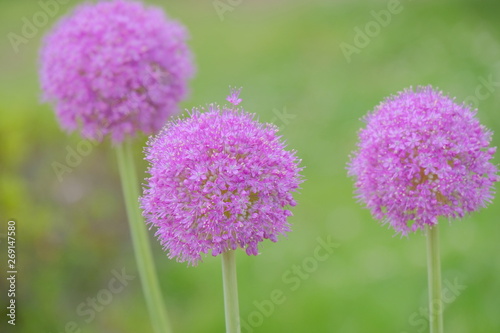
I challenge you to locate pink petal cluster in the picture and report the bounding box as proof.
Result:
[348,86,498,234]
[141,89,303,265]
[39,0,194,143]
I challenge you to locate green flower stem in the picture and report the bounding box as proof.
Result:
[116,140,172,333]
[222,250,241,333]
[426,225,443,333]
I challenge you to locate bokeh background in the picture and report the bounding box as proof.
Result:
[1,0,500,332]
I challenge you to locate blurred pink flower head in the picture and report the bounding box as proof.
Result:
[141,89,303,265]
[39,0,195,143]
[348,86,498,234]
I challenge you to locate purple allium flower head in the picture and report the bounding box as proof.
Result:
[39,0,195,143]
[348,86,498,235]
[141,89,303,265]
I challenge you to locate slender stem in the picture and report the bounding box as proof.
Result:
[116,140,172,333]
[222,250,241,333]
[426,225,443,333]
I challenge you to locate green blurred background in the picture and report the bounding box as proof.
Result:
[1,0,500,332]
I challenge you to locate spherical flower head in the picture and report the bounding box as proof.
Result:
[39,0,195,143]
[141,88,303,265]
[348,86,498,235]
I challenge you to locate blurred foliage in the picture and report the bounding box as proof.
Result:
[1,0,500,332]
